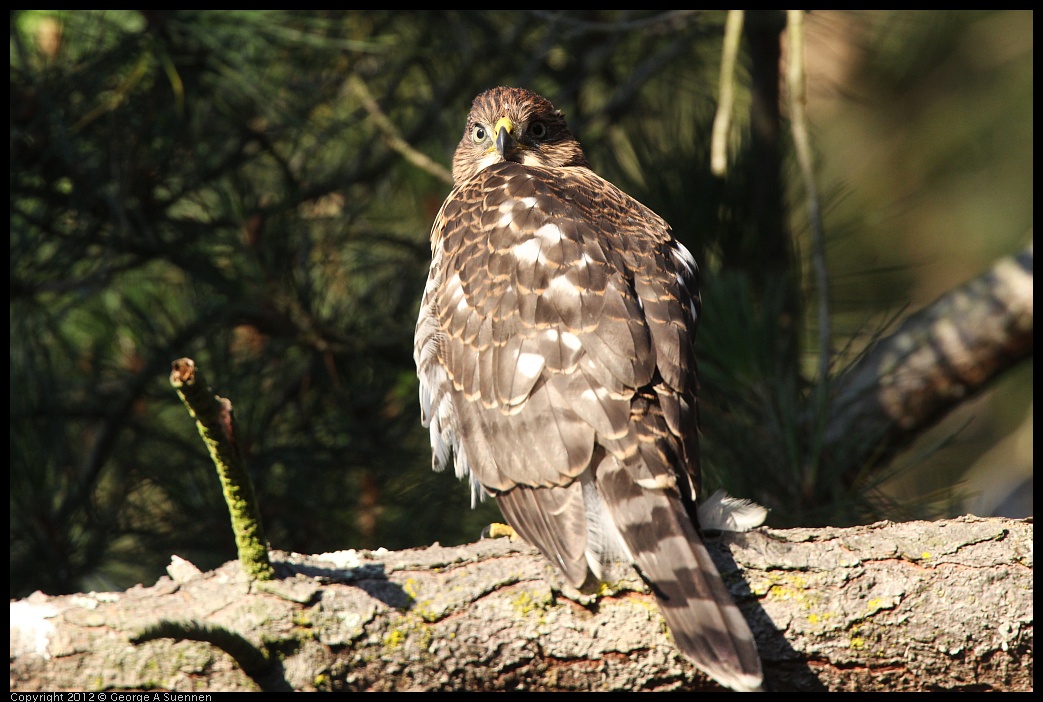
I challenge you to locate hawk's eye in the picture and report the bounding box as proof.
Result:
[471,125,487,143]
[528,121,548,139]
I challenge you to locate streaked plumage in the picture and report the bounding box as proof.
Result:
[414,86,763,691]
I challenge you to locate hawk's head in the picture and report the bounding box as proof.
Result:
[451,86,590,185]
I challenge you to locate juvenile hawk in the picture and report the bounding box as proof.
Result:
[414,86,763,691]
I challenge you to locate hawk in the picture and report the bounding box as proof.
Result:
[414,86,764,691]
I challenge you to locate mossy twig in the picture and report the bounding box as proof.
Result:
[170,358,274,581]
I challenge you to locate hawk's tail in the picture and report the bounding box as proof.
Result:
[596,459,764,692]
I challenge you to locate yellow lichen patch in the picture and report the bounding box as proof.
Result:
[402,577,421,600]
[511,589,550,617]
[382,612,435,654]
[859,595,899,619]
[807,612,833,626]
[383,627,407,649]
[766,580,813,606]
[398,577,440,622]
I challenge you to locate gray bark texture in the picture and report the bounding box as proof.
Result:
[9,516,1032,692]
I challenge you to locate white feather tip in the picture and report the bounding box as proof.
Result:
[698,489,768,532]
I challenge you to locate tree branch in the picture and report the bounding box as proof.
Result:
[10,517,1032,692]
[346,74,454,186]
[826,244,1033,476]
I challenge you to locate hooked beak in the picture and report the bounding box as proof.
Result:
[494,116,517,158]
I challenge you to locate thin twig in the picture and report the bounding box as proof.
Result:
[347,74,454,186]
[711,10,745,177]
[785,10,830,386]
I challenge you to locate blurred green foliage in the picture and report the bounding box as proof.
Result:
[10,11,1031,598]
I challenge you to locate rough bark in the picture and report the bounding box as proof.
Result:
[10,516,1032,692]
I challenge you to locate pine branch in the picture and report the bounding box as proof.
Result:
[825,244,1033,478]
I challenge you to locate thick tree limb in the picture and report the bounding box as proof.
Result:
[826,244,1033,475]
[10,517,1032,692]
